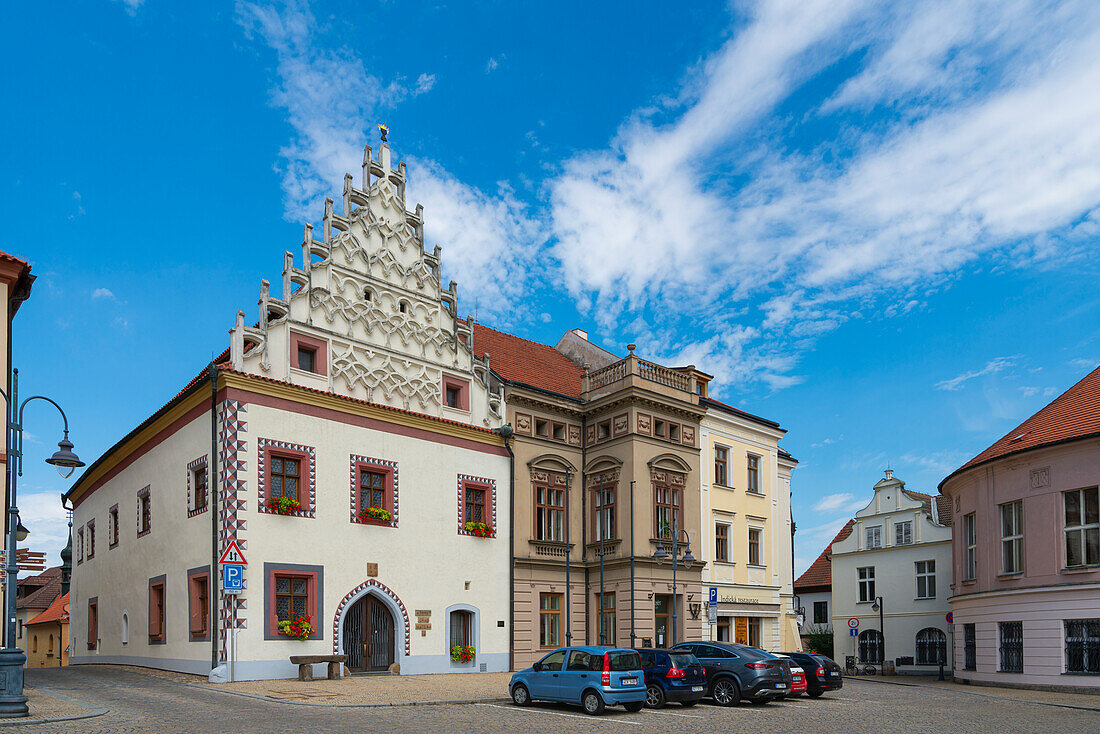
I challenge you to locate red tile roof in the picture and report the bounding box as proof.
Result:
[899,489,953,526]
[26,592,68,627]
[941,363,1100,489]
[794,520,855,593]
[471,322,584,399]
[17,567,62,611]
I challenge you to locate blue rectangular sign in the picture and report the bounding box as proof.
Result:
[709,586,718,605]
[850,628,859,637]
[223,564,244,592]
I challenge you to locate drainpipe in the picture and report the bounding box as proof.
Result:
[210,363,220,671]
[500,426,515,672]
[564,466,571,645]
[629,479,635,646]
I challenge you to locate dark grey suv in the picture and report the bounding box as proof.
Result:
[671,642,793,705]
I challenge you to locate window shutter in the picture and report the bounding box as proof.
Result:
[189,578,202,633]
[150,586,161,636]
[88,603,97,645]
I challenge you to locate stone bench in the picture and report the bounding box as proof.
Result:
[289,654,348,681]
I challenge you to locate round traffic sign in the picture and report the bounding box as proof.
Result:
[848,618,860,629]
[946,612,953,624]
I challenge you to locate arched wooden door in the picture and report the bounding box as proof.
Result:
[343,595,395,672]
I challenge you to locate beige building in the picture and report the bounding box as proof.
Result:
[699,398,800,651]
[472,328,706,669]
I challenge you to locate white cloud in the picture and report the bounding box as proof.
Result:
[549,0,1100,390]
[91,288,116,301]
[415,73,436,94]
[114,0,144,16]
[813,492,860,512]
[935,355,1020,391]
[486,56,501,73]
[236,2,540,322]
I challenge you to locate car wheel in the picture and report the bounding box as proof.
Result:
[808,690,824,699]
[511,684,531,706]
[711,678,741,706]
[582,690,606,716]
[645,684,666,709]
[680,700,699,708]
[623,701,644,713]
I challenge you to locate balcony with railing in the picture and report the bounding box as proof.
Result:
[583,345,698,400]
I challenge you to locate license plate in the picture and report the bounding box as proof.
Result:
[622,678,638,686]
[691,686,704,692]
[830,672,840,676]
[775,683,787,689]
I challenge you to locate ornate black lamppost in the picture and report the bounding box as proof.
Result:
[0,369,83,717]
[652,515,695,647]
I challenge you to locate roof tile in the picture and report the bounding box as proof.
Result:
[943,363,1100,487]
[26,592,68,627]
[471,322,584,399]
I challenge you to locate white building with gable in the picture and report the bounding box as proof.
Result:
[65,137,512,681]
[830,471,953,674]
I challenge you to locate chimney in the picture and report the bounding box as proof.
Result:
[571,328,588,341]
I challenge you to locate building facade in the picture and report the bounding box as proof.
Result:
[25,593,69,668]
[67,140,512,680]
[699,398,799,651]
[474,328,708,670]
[941,364,1100,692]
[794,520,854,653]
[831,471,953,674]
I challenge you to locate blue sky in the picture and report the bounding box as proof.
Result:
[3,0,1098,575]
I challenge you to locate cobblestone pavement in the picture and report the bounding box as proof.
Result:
[21,666,1100,733]
[210,670,513,703]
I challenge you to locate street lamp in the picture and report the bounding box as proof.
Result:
[652,514,694,648]
[0,368,83,717]
[870,595,885,666]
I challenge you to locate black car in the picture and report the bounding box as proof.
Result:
[636,648,707,708]
[779,652,843,697]
[671,642,793,705]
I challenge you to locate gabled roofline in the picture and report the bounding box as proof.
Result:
[701,396,783,432]
[938,432,1100,491]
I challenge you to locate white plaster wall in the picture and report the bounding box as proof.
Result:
[69,409,213,675]
[226,402,511,680]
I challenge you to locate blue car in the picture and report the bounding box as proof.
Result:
[510,646,646,715]
[637,648,707,708]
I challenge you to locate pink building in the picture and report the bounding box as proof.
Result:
[940,365,1100,692]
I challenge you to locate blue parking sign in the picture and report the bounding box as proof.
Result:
[709,587,718,606]
[223,564,244,593]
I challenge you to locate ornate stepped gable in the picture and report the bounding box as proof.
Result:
[229,139,502,427]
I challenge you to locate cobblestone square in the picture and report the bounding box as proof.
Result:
[19,666,1098,733]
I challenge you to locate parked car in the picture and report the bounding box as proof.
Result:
[671,642,793,705]
[510,646,647,715]
[778,652,844,697]
[767,655,806,699]
[636,648,706,708]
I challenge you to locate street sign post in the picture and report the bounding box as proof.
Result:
[218,540,247,566]
[850,628,858,637]
[708,587,718,625]
[945,612,953,624]
[848,617,860,629]
[223,565,244,594]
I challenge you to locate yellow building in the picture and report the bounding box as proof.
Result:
[699,397,800,651]
[25,592,69,668]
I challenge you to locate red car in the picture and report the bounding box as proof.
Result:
[789,664,807,695]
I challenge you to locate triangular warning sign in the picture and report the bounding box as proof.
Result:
[218,540,247,566]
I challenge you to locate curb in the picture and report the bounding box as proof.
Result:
[0,689,108,727]
[850,676,1100,713]
[187,683,511,708]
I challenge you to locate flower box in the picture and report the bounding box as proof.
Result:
[451,645,475,664]
[357,507,392,524]
[464,521,493,538]
[278,613,315,641]
[267,496,302,515]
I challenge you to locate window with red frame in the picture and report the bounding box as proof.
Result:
[360,470,385,512]
[275,575,309,622]
[149,579,166,642]
[269,455,301,503]
[465,486,486,523]
[189,572,210,639]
